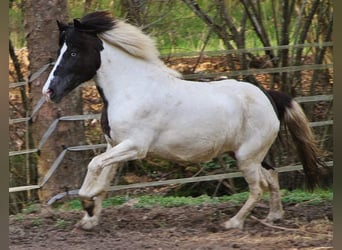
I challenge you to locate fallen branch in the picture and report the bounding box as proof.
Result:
[250,215,299,232]
[250,215,332,238]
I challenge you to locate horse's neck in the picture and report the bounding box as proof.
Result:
[94,42,181,95]
[96,44,142,83]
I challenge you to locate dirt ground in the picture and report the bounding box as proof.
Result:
[9,200,332,250]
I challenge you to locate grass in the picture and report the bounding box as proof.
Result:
[52,188,332,212]
[280,189,333,205]
[54,219,71,229]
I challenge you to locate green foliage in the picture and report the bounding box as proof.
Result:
[215,192,250,205]
[9,0,25,48]
[102,196,128,208]
[14,214,24,221]
[134,194,214,208]
[9,154,25,164]
[32,218,42,227]
[10,189,332,216]
[51,189,332,212]
[8,1,279,51]
[54,218,71,229]
[21,203,40,214]
[201,153,236,171]
[281,189,333,205]
[132,189,332,208]
[54,199,83,211]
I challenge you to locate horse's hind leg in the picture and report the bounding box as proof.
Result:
[222,159,267,230]
[261,167,284,222]
[222,158,284,230]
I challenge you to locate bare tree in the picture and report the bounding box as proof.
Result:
[182,0,332,94]
[120,0,148,26]
[24,0,89,203]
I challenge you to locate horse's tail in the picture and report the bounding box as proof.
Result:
[266,90,326,190]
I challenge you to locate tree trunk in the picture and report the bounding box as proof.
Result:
[24,0,88,203]
[279,0,295,94]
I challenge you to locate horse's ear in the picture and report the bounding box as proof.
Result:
[57,20,68,31]
[73,18,82,29]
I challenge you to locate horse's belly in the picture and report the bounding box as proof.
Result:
[150,146,221,163]
[149,131,235,163]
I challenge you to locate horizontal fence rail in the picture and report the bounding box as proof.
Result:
[183,63,333,80]
[163,42,333,59]
[9,42,334,202]
[46,161,333,205]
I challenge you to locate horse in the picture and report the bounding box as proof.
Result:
[42,11,325,230]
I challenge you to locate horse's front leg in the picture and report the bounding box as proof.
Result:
[76,162,120,230]
[77,140,147,230]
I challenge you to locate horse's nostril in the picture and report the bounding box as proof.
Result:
[47,88,54,96]
[44,88,56,102]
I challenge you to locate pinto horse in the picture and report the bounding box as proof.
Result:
[42,11,324,230]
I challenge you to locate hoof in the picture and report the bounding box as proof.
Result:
[75,214,99,231]
[221,218,244,230]
[265,210,284,222]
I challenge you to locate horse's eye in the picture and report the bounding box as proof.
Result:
[71,52,77,57]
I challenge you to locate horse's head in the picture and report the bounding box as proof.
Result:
[42,11,114,103]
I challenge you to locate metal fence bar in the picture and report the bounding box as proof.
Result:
[9,143,108,193]
[294,95,333,103]
[108,161,334,191]
[183,63,333,80]
[8,81,26,88]
[37,113,101,150]
[37,143,107,187]
[310,120,333,127]
[9,62,54,89]
[9,185,41,193]
[162,42,333,59]
[45,160,333,205]
[39,150,67,187]
[9,148,39,157]
[9,96,45,125]
[9,144,107,193]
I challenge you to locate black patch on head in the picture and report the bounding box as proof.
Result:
[96,86,111,138]
[265,90,293,121]
[47,11,115,103]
